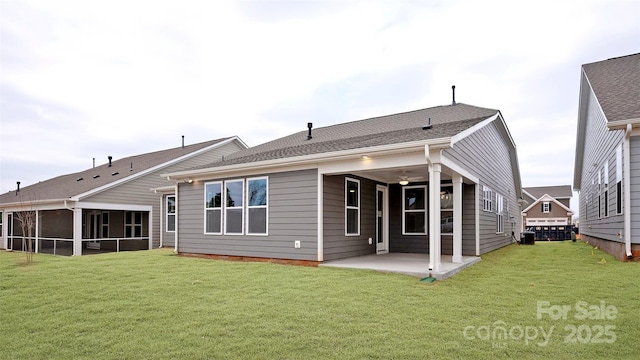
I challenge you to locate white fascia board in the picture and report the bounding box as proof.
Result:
[165,138,452,181]
[0,198,69,211]
[522,189,536,200]
[151,186,175,194]
[607,118,640,131]
[70,137,242,201]
[74,202,152,211]
[521,194,573,214]
[451,113,501,146]
[440,154,480,184]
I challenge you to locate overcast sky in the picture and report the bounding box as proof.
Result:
[1,0,639,213]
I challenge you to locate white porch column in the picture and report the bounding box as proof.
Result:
[452,175,463,263]
[73,208,83,256]
[428,163,442,272]
[35,210,40,254]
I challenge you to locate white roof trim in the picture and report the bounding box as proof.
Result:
[521,193,573,214]
[163,137,452,181]
[70,137,244,201]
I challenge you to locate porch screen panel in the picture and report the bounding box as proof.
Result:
[403,186,426,235]
[205,182,222,234]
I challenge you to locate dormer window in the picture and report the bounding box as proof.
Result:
[542,202,550,213]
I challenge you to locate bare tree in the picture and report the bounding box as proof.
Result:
[15,209,37,264]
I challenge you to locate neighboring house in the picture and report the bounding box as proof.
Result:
[573,53,640,261]
[521,185,574,240]
[164,102,523,272]
[0,137,247,256]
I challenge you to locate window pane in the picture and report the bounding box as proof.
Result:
[441,213,453,233]
[206,209,221,233]
[405,212,425,233]
[346,180,358,207]
[135,212,142,224]
[248,208,267,234]
[205,183,222,208]
[134,226,141,237]
[346,208,359,234]
[226,209,243,233]
[248,179,267,206]
[167,214,176,232]
[167,196,176,214]
[126,227,132,238]
[405,188,425,210]
[226,181,244,207]
[102,212,109,224]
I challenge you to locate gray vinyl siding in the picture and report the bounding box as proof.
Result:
[323,175,377,261]
[462,183,477,255]
[444,120,519,254]
[578,87,625,242]
[83,142,243,248]
[630,136,640,243]
[177,169,318,261]
[388,183,428,254]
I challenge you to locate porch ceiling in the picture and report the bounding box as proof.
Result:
[351,165,454,185]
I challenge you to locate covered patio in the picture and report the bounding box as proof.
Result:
[320,253,481,280]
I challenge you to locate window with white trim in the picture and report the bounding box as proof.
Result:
[496,193,504,233]
[345,178,360,236]
[542,202,550,213]
[604,162,609,217]
[247,177,268,235]
[225,180,244,235]
[616,144,623,215]
[205,182,222,234]
[403,185,426,235]
[1,211,4,238]
[441,186,453,234]
[482,186,493,212]
[166,195,176,232]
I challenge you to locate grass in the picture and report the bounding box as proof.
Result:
[1,241,639,359]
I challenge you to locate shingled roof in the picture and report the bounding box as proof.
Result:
[0,137,232,204]
[194,103,498,169]
[582,53,640,122]
[523,185,573,200]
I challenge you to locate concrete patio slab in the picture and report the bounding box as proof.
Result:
[320,253,481,280]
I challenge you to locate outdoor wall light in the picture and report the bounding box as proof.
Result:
[361,155,370,160]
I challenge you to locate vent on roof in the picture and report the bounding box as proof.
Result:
[182,135,185,149]
[77,177,84,182]
[307,122,313,140]
[451,85,456,106]
[423,117,432,130]
[130,162,133,171]
[16,181,20,196]
[112,172,119,176]
[108,156,113,167]
[93,175,100,179]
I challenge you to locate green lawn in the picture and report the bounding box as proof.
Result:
[1,241,638,359]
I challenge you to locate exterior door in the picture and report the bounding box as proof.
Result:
[376,185,388,253]
[86,212,101,249]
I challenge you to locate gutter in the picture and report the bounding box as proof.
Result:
[624,124,632,258]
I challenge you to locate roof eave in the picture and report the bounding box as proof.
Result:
[163,137,453,181]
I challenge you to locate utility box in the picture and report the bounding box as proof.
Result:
[521,231,535,245]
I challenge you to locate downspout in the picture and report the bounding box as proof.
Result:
[174,183,179,253]
[624,124,632,258]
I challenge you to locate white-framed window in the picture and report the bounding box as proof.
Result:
[496,193,504,233]
[604,162,609,217]
[205,182,223,234]
[125,211,143,238]
[482,186,493,212]
[542,202,550,213]
[166,195,176,232]
[247,177,268,235]
[403,185,427,235]
[345,178,360,236]
[616,144,623,215]
[1,211,4,237]
[225,179,245,235]
[441,186,453,234]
